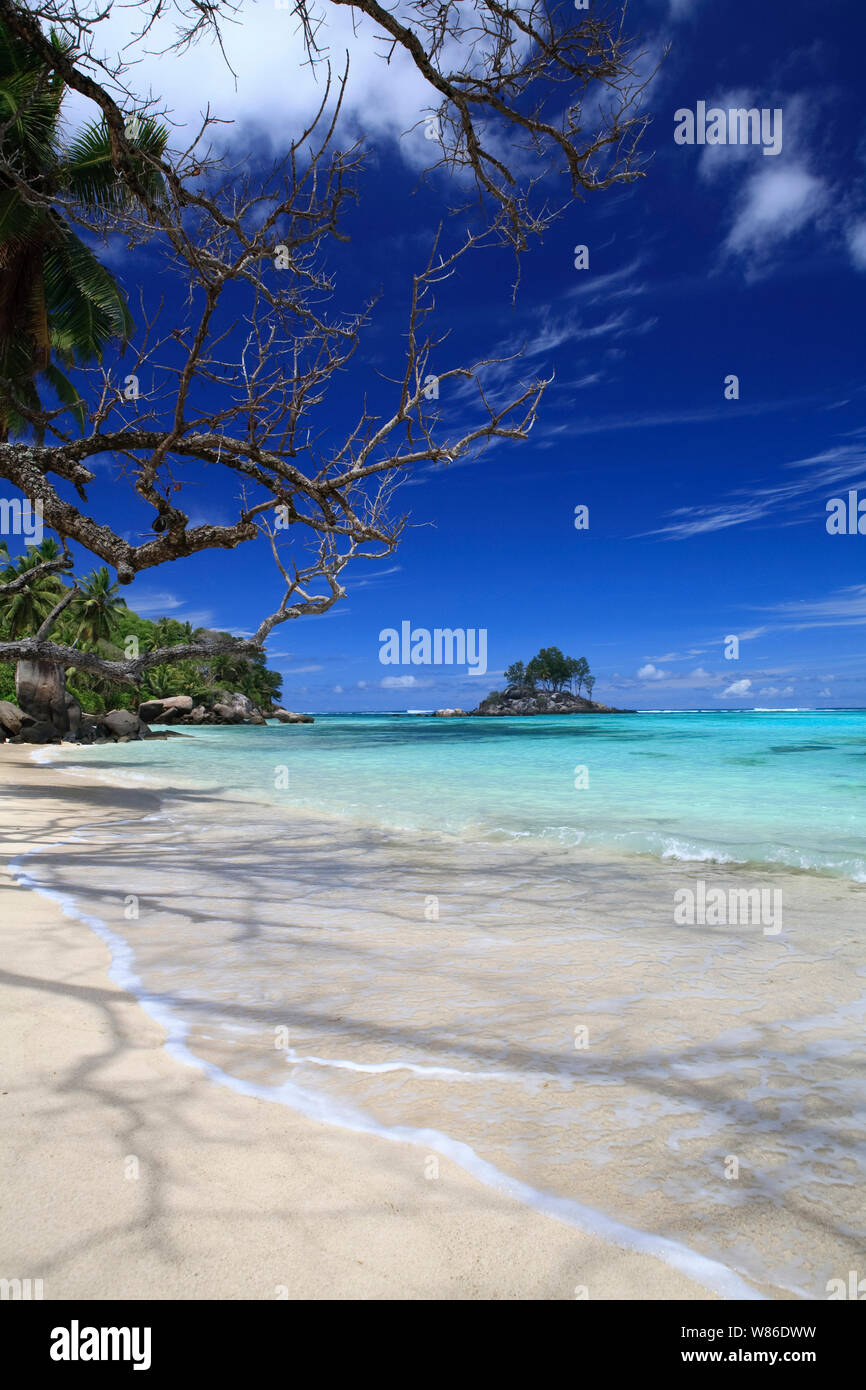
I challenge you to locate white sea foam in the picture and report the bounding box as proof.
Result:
[17,712,866,1297]
[284,1048,512,1081]
[9,836,765,1301]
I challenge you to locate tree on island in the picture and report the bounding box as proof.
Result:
[503,660,527,687]
[0,0,653,728]
[503,647,595,696]
[569,656,590,695]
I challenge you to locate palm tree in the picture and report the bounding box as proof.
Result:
[0,19,167,438]
[0,537,64,637]
[209,650,249,689]
[68,566,126,648]
[143,616,177,652]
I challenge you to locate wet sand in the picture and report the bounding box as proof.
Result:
[0,744,725,1301]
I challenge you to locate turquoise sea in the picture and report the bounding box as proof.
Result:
[23,709,866,1299]
[69,708,866,879]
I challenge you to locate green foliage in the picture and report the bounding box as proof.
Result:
[569,655,590,694]
[501,646,595,697]
[0,538,64,637]
[0,544,283,714]
[0,18,166,438]
[0,659,15,702]
[68,566,126,647]
[63,115,168,212]
[525,646,572,691]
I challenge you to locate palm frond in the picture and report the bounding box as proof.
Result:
[0,187,44,253]
[64,115,168,210]
[43,223,133,359]
[41,359,86,433]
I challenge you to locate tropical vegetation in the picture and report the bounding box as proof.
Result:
[0,541,282,713]
[0,16,166,437]
[504,648,595,696]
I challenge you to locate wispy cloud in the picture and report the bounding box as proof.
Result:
[622,664,725,693]
[846,221,866,271]
[351,565,403,588]
[645,630,768,663]
[565,259,648,304]
[550,393,810,441]
[693,88,865,276]
[126,589,184,615]
[759,585,866,630]
[642,443,866,540]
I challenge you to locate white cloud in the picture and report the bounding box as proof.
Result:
[846,221,866,272]
[121,589,215,630]
[127,589,184,614]
[353,566,403,588]
[691,91,847,274]
[697,91,771,181]
[566,259,647,303]
[637,663,668,680]
[645,442,866,540]
[382,674,421,688]
[723,678,753,697]
[333,685,343,693]
[177,610,217,630]
[560,395,798,441]
[761,585,866,629]
[725,167,825,257]
[61,3,471,169]
[612,666,727,695]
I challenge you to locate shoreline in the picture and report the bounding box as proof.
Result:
[33,727,866,886]
[0,743,738,1300]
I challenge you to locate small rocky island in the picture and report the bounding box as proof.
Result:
[470,684,634,716]
[468,648,634,716]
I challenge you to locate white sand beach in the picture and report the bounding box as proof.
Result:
[0,744,726,1301]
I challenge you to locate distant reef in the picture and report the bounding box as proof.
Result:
[470,684,635,716]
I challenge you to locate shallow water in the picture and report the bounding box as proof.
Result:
[50,710,866,878]
[23,711,866,1298]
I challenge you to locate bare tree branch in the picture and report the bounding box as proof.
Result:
[0,0,654,689]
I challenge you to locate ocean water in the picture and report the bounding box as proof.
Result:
[54,709,866,877]
[21,710,866,1298]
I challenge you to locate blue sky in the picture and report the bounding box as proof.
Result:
[24,0,866,710]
